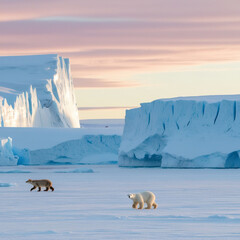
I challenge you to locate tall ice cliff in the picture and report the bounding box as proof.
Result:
[119,95,240,168]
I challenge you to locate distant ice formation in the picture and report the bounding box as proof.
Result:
[0,54,79,127]
[0,134,120,166]
[0,127,122,166]
[19,135,121,165]
[119,95,240,168]
[0,137,18,165]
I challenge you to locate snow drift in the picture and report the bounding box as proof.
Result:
[0,54,79,127]
[119,95,240,168]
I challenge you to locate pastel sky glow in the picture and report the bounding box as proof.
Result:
[1,0,240,119]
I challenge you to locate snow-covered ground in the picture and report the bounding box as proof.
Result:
[1,165,240,239]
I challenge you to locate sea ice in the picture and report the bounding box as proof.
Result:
[0,182,16,187]
[0,165,240,239]
[54,168,94,173]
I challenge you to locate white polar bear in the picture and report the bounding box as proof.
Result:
[128,191,158,209]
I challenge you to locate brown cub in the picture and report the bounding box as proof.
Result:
[26,179,54,192]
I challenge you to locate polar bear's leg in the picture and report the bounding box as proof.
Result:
[132,202,138,209]
[152,202,158,209]
[138,202,144,209]
[145,203,152,209]
[30,186,36,191]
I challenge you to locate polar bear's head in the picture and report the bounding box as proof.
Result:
[26,179,32,183]
[128,193,136,199]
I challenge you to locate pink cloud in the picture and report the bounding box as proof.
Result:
[0,0,240,88]
[1,20,240,48]
[1,0,240,22]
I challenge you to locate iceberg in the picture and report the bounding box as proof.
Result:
[0,137,18,166]
[119,95,240,168]
[0,54,79,127]
[28,135,121,165]
[0,127,122,166]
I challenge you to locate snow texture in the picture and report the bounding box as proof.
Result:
[119,95,240,168]
[0,54,79,127]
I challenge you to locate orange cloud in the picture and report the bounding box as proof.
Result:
[73,78,140,88]
[78,106,136,110]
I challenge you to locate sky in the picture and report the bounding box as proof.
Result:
[1,0,240,119]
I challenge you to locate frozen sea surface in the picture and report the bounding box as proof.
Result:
[1,165,240,239]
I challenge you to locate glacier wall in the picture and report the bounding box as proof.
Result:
[0,54,79,127]
[119,95,240,168]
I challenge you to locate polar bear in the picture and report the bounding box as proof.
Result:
[26,179,54,192]
[128,191,158,209]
